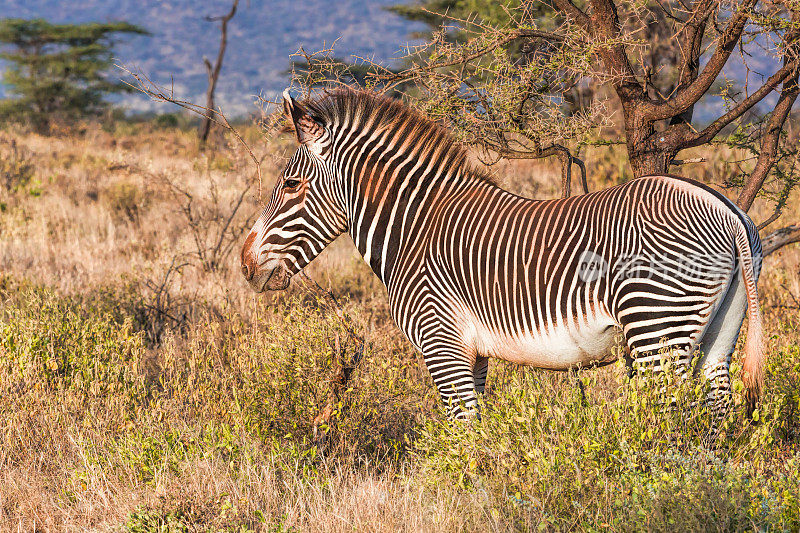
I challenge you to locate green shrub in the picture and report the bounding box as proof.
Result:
[0,281,148,419]
[410,356,800,531]
[193,153,235,173]
[154,113,180,129]
[126,507,192,533]
[1,277,797,531]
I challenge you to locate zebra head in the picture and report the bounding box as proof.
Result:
[240,90,348,292]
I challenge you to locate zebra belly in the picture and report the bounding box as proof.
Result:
[459,309,619,369]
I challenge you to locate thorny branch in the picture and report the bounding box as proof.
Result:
[339,14,599,196]
[370,27,571,88]
[117,63,266,203]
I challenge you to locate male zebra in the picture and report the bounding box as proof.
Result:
[241,89,764,420]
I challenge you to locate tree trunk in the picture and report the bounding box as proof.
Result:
[623,105,686,178]
[199,0,238,145]
[627,141,673,177]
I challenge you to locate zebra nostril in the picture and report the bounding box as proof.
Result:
[241,263,252,280]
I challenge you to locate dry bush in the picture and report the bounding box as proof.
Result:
[0,135,39,217]
[101,180,150,224]
[0,277,798,531]
[0,137,36,194]
[160,164,254,273]
[135,256,194,345]
[0,122,798,531]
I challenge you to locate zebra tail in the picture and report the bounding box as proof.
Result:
[735,220,764,418]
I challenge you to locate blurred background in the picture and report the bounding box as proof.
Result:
[0,0,424,116]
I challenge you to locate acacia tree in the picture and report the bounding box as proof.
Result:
[0,18,148,132]
[559,0,800,252]
[296,0,800,253]
[548,1,799,205]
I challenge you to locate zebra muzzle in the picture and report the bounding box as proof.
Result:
[248,260,291,292]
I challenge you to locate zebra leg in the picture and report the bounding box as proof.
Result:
[623,327,698,418]
[696,270,748,437]
[701,357,733,440]
[423,346,480,420]
[474,355,489,395]
[619,291,708,401]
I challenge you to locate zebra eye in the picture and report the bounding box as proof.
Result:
[284,178,301,190]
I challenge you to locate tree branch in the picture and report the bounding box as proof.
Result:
[572,155,589,195]
[118,63,264,202]
[762,224,800,256]
[483,143,589,197]
[737,9,800,211]
[373,27,568,86]
[586,0,640,94]
[552,0,592,31]
[542,144,589,197]
[669,0,715,125]
[681,61,796,148]
[736,73,800,211]
[642,0,757,121]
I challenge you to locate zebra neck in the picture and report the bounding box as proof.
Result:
[346,159,487,288]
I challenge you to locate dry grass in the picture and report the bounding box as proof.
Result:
[0,122,798,532]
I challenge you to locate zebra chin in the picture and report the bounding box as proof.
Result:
[247,261,292,293]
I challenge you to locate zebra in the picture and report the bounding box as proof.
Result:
[240,88,764,421]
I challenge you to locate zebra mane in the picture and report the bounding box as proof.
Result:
[303,89,494,184]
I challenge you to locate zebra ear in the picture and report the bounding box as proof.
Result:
[282,89,324,146]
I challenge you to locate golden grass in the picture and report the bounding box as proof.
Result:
[0,123,798,531]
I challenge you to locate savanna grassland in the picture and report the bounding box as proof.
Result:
[0,121,799,532]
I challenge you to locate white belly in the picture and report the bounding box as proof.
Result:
[458,307,620,369]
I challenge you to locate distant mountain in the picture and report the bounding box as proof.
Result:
[0,0,425,116]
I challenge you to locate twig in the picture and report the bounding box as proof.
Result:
[116,63,265,203]
[671,157,706,164]
[296,271,365,443]
[779,283,800,309]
